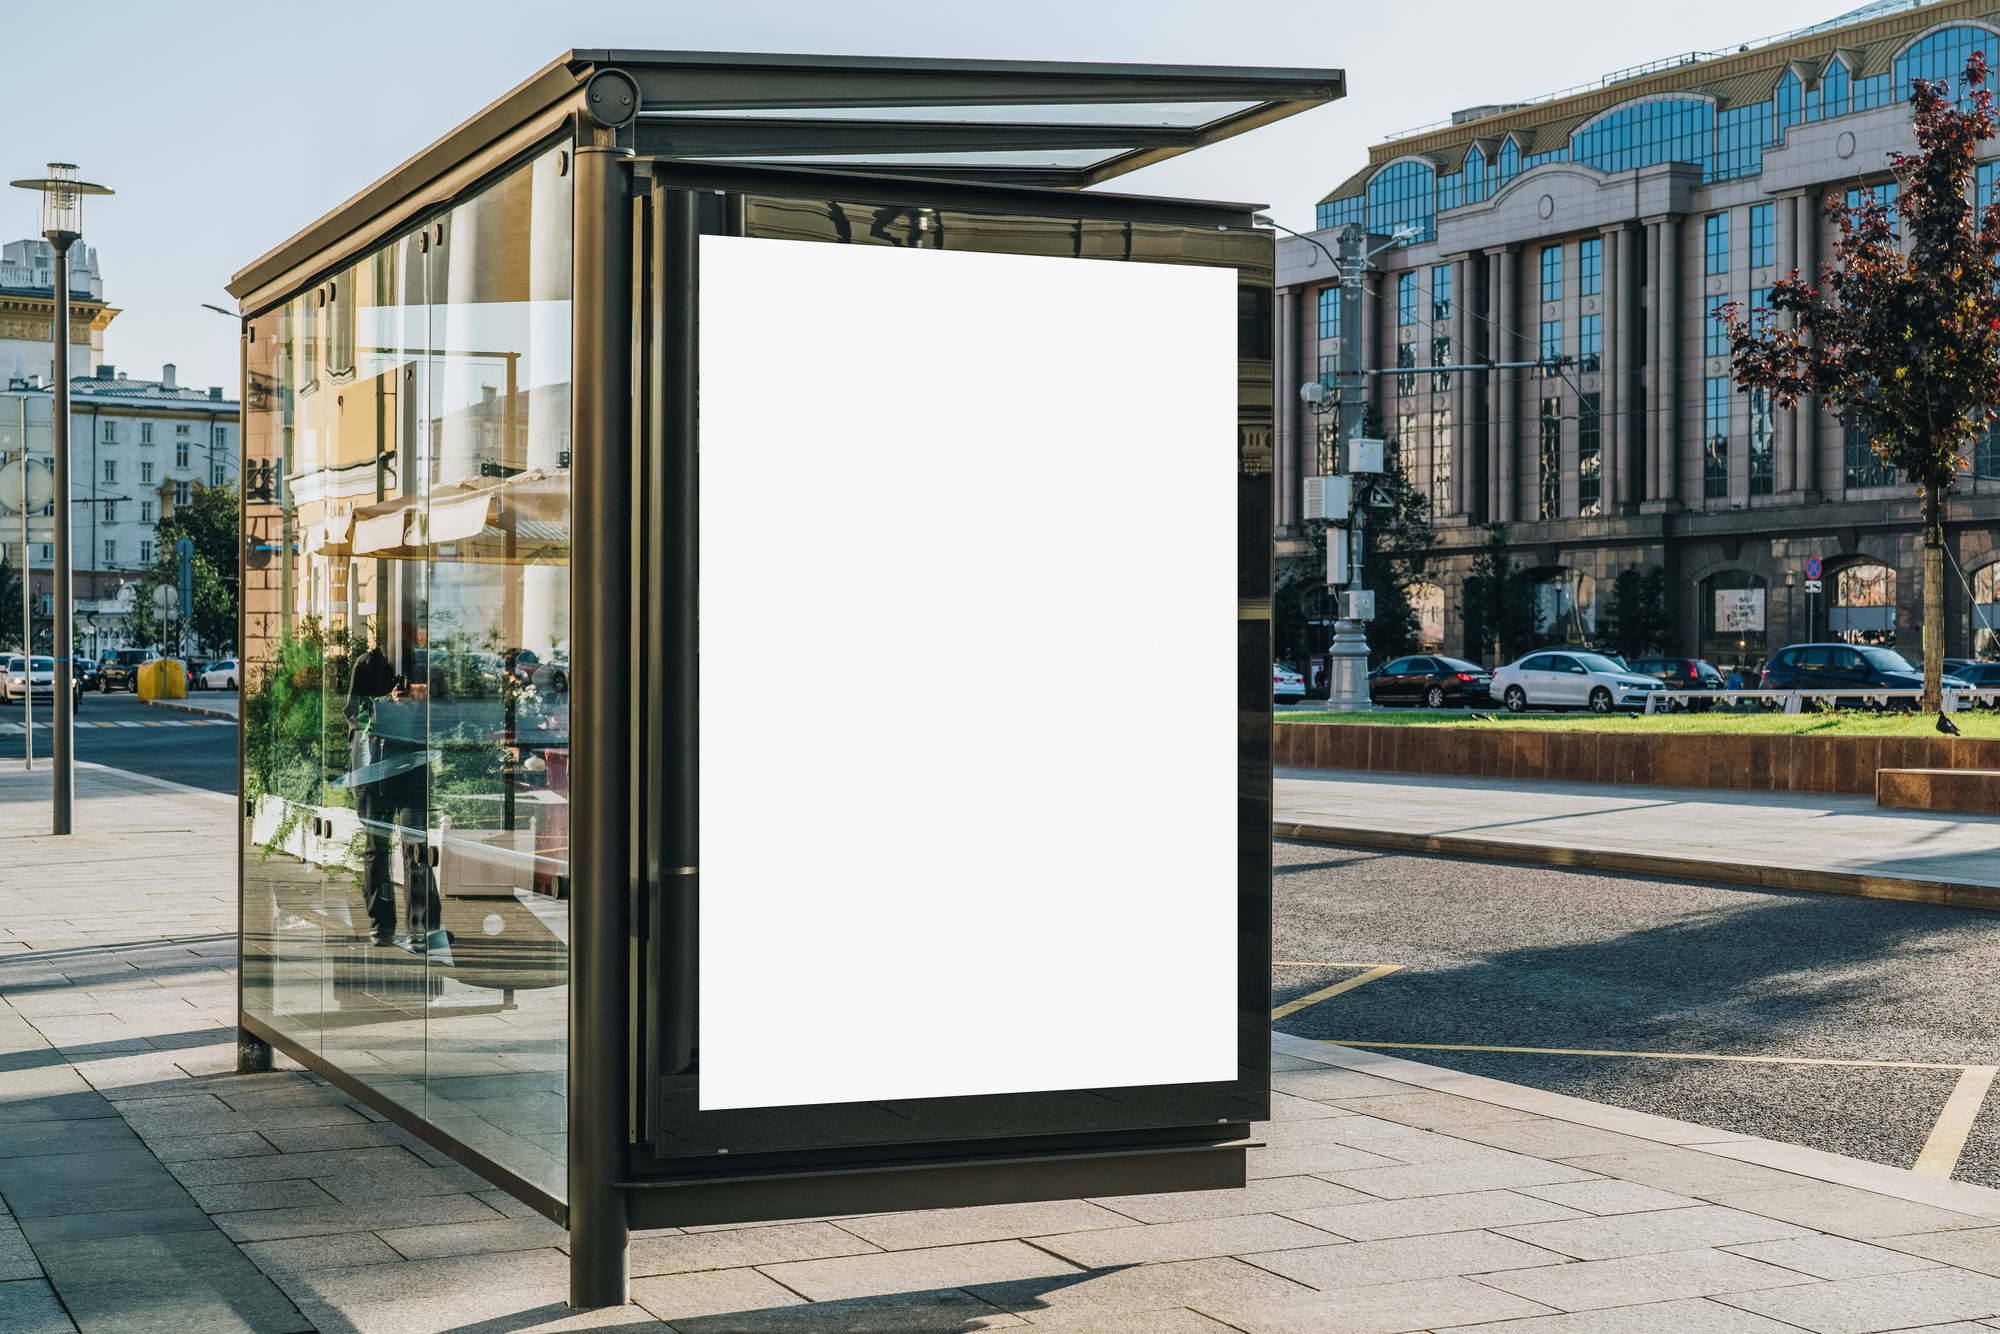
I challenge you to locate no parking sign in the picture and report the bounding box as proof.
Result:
[1806,557,1823,579]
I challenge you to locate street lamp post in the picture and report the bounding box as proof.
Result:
[12,164,113,835]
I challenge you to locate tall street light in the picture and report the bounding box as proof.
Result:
[11,164,112,835]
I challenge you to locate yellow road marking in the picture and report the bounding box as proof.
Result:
[1271,965,1402,1020]
[1322,1039,1997,1178]
[1915,1066,1999,1178]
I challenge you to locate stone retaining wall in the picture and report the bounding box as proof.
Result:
[1273,721,2000,795]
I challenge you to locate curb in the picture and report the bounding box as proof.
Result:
[143,698,238,721]
[1275,1031,2000,1222]
[1273,819,2000,913]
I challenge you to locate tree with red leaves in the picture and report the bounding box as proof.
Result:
[1722,52,2000,712]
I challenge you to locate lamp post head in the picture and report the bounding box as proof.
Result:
[9,163,113,252]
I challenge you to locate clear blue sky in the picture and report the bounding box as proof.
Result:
[0,0,1837,394]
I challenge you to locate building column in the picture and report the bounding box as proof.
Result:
[1274,286,1299,533]
[1618,221,1644,512]
[1646,215,1682,507]
[1641,221,1661,503]
[1796,192,1823,499]
[1488,245,1518,521]
[1598,224,1622,513]
[1472,251,1492,523]
[1448,252,1472,522]
[1773,195,1797,496]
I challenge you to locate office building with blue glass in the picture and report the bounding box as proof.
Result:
[1274,0,2000,671]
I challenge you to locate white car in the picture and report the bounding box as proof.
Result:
[1274,663,1305,701]
[1,655,56,704]
[199,659,240,691]
[1491,650,1665,714]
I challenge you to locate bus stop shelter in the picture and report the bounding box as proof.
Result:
[227,48,1339,1306]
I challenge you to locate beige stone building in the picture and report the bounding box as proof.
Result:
[1276,0,2000,672]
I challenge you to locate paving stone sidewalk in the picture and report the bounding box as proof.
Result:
[1277,767,2000,888]
[13,764,2000,1331]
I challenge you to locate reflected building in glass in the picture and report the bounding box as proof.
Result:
[230,50,1337,1304]
[241,146,573,1200]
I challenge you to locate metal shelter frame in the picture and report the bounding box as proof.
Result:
[230,49,1341,1307]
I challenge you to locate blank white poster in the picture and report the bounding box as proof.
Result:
[698,234,1239,1110]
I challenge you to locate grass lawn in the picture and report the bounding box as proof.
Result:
[1276,707,2000,736]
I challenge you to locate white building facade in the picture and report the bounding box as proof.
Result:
[1,367,240,656]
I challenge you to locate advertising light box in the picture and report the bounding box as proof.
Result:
[696,235,1240,1111]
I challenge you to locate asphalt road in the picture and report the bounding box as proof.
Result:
[1273,839,2000,1189]
[0,693,238,793]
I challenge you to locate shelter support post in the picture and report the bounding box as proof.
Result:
[569,127,636,1309]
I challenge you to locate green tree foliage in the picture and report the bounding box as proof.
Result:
[1724,54,2000,709]
[130,483,238,656]
[1602,566,1674,659]
[1272,403,1438,671]
[1459,524,1537,664]
[1363,455,1438,662]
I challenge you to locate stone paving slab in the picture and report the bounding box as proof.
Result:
[17,764,2000,1330]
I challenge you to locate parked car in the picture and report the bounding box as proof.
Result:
[1490,651,1666,714]
[1,655,55,705]
[1759,643,1971,701]
[1630,656,1726,710]
[1367,655,1493,709]
[198,659,240,691]
[532,655,569,694]
[98,648,157,693]
[1273,663,1305,701]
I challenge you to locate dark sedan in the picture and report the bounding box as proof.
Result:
[1631,656,1725,710]
[1760,642,1971,701]
[1368,655,1492,709]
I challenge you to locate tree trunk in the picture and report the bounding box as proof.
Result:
[1923,479,1945,713]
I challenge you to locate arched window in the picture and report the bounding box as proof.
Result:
[1897,26,2000,104]
[1367,161,1436,242]
[1715,101,1774,181]
[1464,145,1487,203]
[1699,570,1769,671]
[1570,99,1713,177]
[1822,56,1850,117]
[1532,568,1596,646]
[1776,71,1803,139]
[1496,139,1519,190]
[1831,562,1896,646]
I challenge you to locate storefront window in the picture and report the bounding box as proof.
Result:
[240,145,573,1199]
[1830,562,1895,646]
[1699,570,1768,671]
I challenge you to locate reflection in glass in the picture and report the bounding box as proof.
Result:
[241,145,572,1199]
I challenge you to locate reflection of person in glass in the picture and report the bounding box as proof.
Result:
[345,649,445,950]
[345,642,399,946]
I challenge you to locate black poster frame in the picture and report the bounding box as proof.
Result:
[619,168,1276,1228]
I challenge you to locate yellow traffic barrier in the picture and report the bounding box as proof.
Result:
[138,658,186,700]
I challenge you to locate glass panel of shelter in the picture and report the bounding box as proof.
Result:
[240,145,572,1202]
